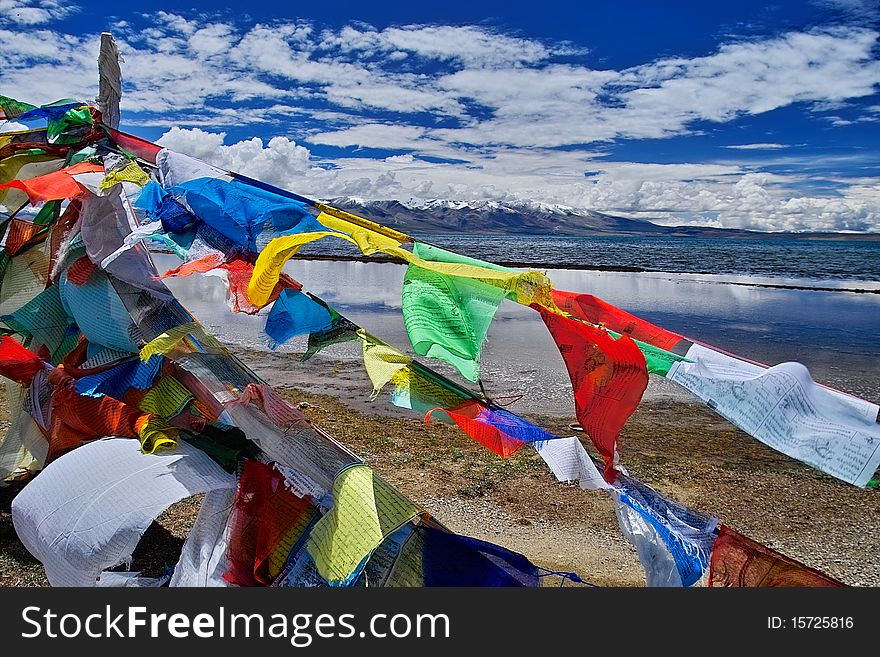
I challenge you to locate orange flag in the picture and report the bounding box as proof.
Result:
[46,366,156,462]
[0,161,102,203]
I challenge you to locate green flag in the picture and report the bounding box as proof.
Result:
[402,242,507,382]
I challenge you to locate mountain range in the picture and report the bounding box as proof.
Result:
[327,197,878,239]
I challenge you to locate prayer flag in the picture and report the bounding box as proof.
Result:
[709,525,845,587]
[265,289,333,347]
[307,464,420,585]
[0,161,102,204]
[402,242,506,382]
[535,304,648,481]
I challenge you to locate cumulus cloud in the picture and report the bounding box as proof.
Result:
[159,127,880,232]
[2,11,879,232]
[157,127,312,187]
[0,0,76,25]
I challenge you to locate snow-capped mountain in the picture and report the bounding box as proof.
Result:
[325,197,668,235]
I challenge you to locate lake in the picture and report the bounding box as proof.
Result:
[159,254,880,417]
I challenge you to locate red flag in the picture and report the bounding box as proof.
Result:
[225,460,319,586]
[709,525,846,587]
[221,259,301,314]
[65,256,97,285]
[551,289,686,352]
[425,400,525,458]
[533,305,648,481]
[106,127,162,163]
[0,336,45,384]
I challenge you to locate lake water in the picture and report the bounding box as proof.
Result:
[159,253,880,417]
[299,233,880,281]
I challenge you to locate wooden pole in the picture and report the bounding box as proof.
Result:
[96,32,122,129]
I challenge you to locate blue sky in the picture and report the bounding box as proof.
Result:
[1,0,879,231]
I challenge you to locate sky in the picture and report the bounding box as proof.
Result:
[1,0,879,232]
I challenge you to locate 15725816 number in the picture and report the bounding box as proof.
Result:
[790,617,853,629]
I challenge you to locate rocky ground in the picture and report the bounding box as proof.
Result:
[1,372,877,587]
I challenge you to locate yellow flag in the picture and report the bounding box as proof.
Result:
[247,224,358,307]
[316,209,404,255]
[306,464,419,584]
[139,321,226,363]
[389,366,467,411]
[138,376,194,418]
[99,160,150,190]
[313,202,411,245]
[135,416,178,454]
[388,245,556,307]
[359,330,412,399]
[313,203,560,311]
[250,203,559,313]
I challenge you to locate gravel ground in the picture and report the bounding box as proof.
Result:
[1,377,877,587]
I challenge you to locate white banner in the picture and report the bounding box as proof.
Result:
[668,345,880,487]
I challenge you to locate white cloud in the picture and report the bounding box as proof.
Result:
[154,11,200,37]
[0,0,76,25]
[723,143,790,150]
[319,23,578,68]
[159,127,880,232]
[188,23,234,58]
[813,0,880,20]
[621,29,879,117]
[368,25,554,67]
[157,127,314,187]
[429,28,880,147]
[324,82,461,115]
[0,120,28,133]
[2,13,879,233]
[310,123,429,150]
[4,16,878,144]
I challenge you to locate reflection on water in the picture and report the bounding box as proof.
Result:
[158,256,880,415]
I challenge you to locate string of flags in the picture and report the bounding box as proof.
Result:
[0,93,873,587]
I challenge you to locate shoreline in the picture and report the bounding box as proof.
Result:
[235,347,702,419]
[280,253,880,292]
[286,385,880,587]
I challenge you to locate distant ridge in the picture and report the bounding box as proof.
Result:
[327,197,880,240]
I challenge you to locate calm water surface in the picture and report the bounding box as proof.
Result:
[299,233,880,281]
[159,256,880,415]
